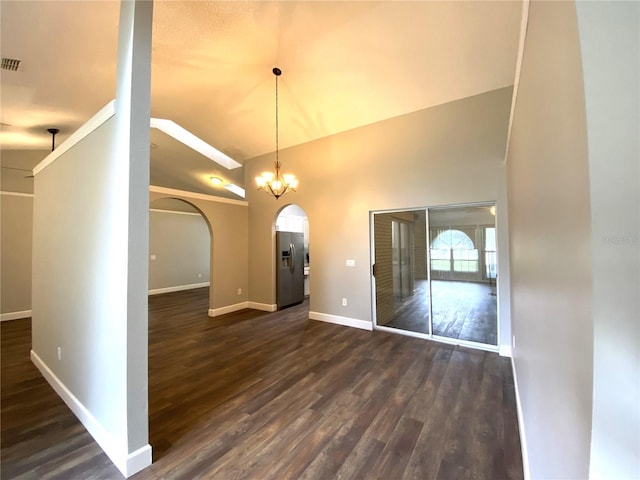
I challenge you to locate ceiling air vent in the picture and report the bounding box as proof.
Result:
[1,58,21,71]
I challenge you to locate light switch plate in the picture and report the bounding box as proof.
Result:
[346,259,355,267]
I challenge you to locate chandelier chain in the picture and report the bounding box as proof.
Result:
[275,71,279,167]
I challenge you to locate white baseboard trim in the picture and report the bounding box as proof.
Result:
[499,344,513,357]
[309,311,373,331]
[1,310,32,322]
[30,350,152,478]
[208,302,249,317]
[248,302,278,312]
[511,357,531,480]
[148,282,209,295]
[125,445,153,478]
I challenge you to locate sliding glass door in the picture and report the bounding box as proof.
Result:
[428,206,497,345]
[372,203,497,348]
[373,210,429,334]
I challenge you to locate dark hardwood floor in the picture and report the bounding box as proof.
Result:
[386,280,498,345]
[2,288,522,479]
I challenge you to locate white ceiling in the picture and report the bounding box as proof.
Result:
[1,0,522,198]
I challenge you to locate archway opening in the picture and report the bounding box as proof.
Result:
[274,204,309,309]
[147,197,213,460]
[148,198,212,311]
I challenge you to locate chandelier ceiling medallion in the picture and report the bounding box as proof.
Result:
[255,67,298,200]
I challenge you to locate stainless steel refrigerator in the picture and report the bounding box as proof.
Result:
[276,231,305,309]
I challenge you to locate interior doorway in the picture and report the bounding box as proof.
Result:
[148,198,212,311]
[371,203,498,350]
[275,205,310,309]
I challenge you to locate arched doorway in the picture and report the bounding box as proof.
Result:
[148,198,212,311]
[274,204,309,309]
[147,197,213,460]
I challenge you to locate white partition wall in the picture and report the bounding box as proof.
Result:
[506,2,593,478]
[30,1,153,477]
[576,2,640,479]
[506,2,639,478]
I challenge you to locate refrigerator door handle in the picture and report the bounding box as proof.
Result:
[290,243,295,273]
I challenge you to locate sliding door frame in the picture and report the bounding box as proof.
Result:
[370,201,500,353]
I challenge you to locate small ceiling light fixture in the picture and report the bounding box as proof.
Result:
[47,128,60,151]
[208,176,246,199]
[255,67,298,199]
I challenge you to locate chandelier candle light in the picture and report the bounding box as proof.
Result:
[255,67,298,199]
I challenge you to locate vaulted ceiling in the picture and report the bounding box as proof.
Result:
[1,0,522,198]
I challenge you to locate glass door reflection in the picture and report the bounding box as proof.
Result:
[428,205,497,345]
[373,210,430,335]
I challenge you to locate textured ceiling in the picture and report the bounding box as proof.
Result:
[1,0,522,197]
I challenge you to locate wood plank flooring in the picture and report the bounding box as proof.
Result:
[386,280,498,345]
[1,288,522,479]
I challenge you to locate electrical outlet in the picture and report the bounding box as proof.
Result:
[150,254,156,261]
[342,298,348,306]
[512,335,516,348]
[57,347,62,361]
[198,273,202,278]
[237,288,242,295]
[346,259,355,267]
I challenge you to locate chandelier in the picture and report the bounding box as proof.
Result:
[255,67,298,199]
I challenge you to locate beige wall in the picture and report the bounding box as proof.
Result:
[0,193,33,317]
[506,1,593,478]
[245,87,512,334]
[149,192,248,311]
[148,203,210,292]
[1,150,43,318]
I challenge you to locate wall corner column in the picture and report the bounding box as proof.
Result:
[114,0,154,476]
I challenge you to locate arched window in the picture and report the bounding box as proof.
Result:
[431,229,474,250]
[430,229,478,272]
